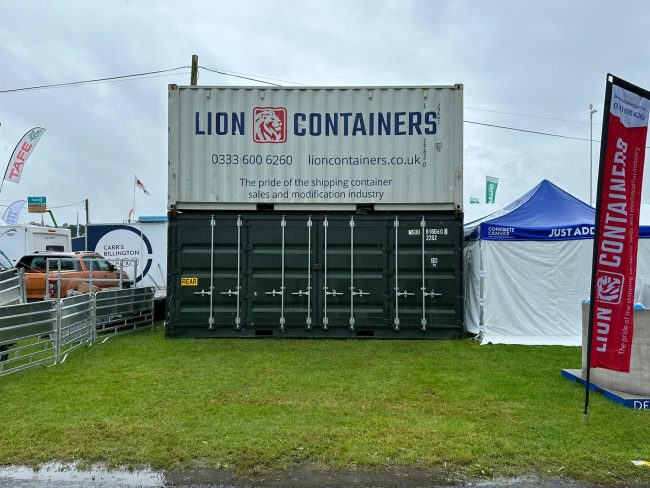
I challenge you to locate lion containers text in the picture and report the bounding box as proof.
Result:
[168,85,463,208]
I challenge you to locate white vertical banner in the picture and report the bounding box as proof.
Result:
[2,200,26,224]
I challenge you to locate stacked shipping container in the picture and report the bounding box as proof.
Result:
[167,85,463,338]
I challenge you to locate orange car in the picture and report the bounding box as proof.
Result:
[16,252,131,301]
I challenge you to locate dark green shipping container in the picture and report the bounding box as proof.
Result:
[166,212,463,338]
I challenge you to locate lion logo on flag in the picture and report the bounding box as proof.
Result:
[596,272,623,304]
[253,107,287,143]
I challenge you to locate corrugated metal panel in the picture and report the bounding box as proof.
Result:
[166,211,463,339]
[168,85,463,209]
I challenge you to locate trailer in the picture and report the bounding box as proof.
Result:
[0,225,71,268]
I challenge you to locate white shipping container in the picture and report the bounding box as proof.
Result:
[168,85,463,210]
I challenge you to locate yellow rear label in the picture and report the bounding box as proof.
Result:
[181,277,198,286]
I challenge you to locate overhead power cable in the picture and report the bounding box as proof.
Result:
[0,67,190,94]
[465,120,650,149]
[199,66,308,86]
[199,66,283,86]
[466,107,600,126]
[464,120,594,142]
[48,201,86,209]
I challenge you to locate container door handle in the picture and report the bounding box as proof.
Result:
[193,289,212,297]
[220,289,239,297]
[396,290,414,297]
[265,289,284,296]
[324,288,342,297]
[291,289,310,297]
[351,288,369,297]
[422,288,442,298]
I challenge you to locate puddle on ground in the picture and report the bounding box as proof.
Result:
[0,463,608,487]
[0,462,165,487]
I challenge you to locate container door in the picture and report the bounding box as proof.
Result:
[170,215,242,329]
[246,215,314,330]
[391,216,461,331]
[320,215,388,331]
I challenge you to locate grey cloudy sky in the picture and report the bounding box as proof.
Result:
[1,0,649,225]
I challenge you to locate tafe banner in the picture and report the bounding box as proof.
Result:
[589,75,650,372]
[3,127,46,184]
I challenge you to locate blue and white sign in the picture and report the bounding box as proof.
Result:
[76,220,167,294]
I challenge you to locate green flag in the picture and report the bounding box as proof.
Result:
[486,176,499,203]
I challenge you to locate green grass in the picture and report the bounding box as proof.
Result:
[0,325,648,485]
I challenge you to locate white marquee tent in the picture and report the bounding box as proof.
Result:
[464,179,650,345]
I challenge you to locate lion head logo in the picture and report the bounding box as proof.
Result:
[596,271,623,304]
[253,107,287,143]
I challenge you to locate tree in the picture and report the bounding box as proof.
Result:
[61,223,86,238]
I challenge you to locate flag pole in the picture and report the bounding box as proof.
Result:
[584,75,613,422]
[132,175,136,223]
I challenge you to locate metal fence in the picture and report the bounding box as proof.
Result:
[0,300,58,377]
[57,293,95,363]
[0,268,26,306]
[96,287,155,337]
[0,287,155,378]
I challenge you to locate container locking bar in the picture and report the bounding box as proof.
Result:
[280,216,286,331]
[306,216,312,329]
[204,215,216,329]
[322,216,329,329]
[235,215,242,329]
[420,216,426,331]
[349,216,355,330]
[394,216,400,329]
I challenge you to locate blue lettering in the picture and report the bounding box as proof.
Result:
[207,112,212,135]
[408,112,422,135]
[352,113,366,135]
[232,112,245,135]
[294,113,306,136]
[215,112,228,136]
[309,113,322,136]
[425,112,437,134]
[325,113,338,135]
[378,112,391,135]
[368,113,374,135]
[395,112,406,135]
[195,112,205,135]
[340,113,353,135]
